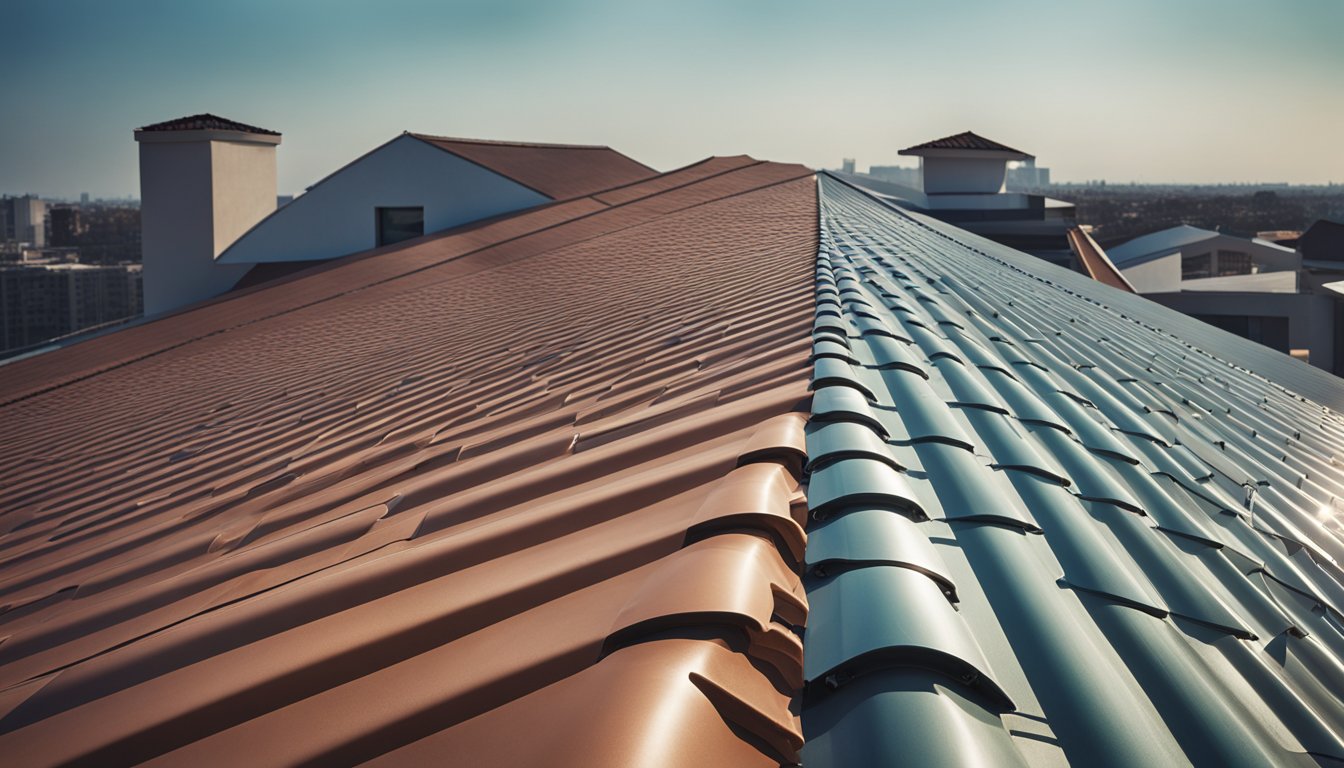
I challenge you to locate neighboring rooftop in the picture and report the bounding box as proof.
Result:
[136,113,280,136]
[900,131,1033,159]
[1108,224,1224,265]
[1300,219,1344,263]
[410,133,656,200]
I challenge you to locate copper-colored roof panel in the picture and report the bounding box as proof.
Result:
[411,133,656,200]
[0,163,817,764]
[1066,226,1135,292]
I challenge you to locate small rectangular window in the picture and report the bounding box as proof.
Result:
[1182,252,1212,280]
[376,207,424,247]
[1216,250,1253,276]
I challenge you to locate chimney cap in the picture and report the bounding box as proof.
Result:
[137,113,280,136]
[135,113,281,146]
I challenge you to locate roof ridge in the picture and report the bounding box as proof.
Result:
[407,132,614,151]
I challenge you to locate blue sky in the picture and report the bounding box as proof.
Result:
[5,0,1342,197]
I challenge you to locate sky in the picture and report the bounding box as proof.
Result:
[4,0,1343,198]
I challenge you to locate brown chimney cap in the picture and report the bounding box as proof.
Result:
[137,113,280,136]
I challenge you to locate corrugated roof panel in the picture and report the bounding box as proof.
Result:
[804,173,1344,766]
[0,162,818,765]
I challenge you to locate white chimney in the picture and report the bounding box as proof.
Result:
[135,114,281,316]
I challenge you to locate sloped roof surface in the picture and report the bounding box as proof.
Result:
[137,113,280,135]
[1107,224,1220,265]
[900,131,1033,158]
[0,159,817,766]
[411,133,656,200]
[803,173,1344,767]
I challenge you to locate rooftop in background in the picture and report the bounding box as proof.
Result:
[409,133,656,200]
[1300,219,1344,263]
[1106,224,1266,267]
[136,113,280,136]
[899,131,1034,159]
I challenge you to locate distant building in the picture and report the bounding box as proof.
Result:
[1256,229,1302,248]
[135,113,654,316]
[1108,224,1344,374]
[866,165,921,188]
[0,262,142,353]
[0,195,48,247]
[49,205,86,247]
[840,131,1078,266]
[840,158,855,174]
[1005,158,1050,190]
[1299,219,1344,263]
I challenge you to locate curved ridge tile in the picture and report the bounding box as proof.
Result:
[734,412,808,480]
[804,420,901,473]
[807,457,926,521]
[803,566,1014,710]
[810,384,887,436]
[805,508,957,601]
[606,534,805,688]
[811,358,876,401]
[688,462,806,566]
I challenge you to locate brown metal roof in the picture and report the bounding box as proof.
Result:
[137,113,280,136]
[0,159,817,765]
[899,131,1033,158]
[1066,226,1135,292]
[410,133,657,200]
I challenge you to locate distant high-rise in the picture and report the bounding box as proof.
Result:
[0,262,142,353]
[1006,158,1051,190]
[50,205,85,247]
[80,192,90,205]
[867,165,921,188]
[0,195,48,247]
[841,158,855,174]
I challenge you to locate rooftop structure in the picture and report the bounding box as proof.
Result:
[132,115,656,316]
[1108,224,1344,375]
[135,114,281,316]
[1300,219,1344,265]
[2,146,1344,767]
[138,113,281,136]
[842,131,1078,267]
[899,131,1034,157]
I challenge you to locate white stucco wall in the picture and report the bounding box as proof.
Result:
[1121,252,1183,293]
[139,140,259,316]
[218,136,551,264]
[211,141,279,257]
[921,157,1009,195]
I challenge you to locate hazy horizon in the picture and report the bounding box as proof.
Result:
[5,0,1342,198]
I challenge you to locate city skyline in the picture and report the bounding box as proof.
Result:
[5,0,1343,198]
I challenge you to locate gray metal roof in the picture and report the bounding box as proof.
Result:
[1106,224,1220,265]
[802,173,1344,767]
